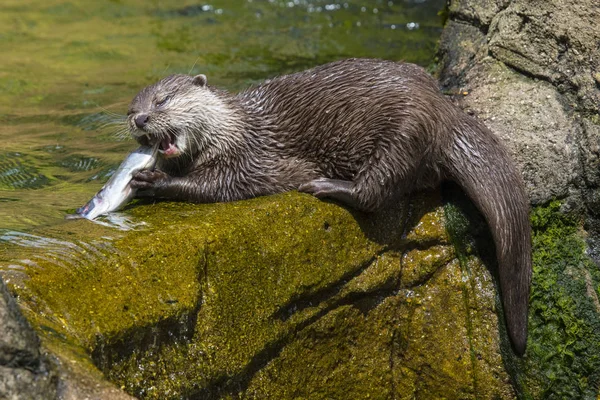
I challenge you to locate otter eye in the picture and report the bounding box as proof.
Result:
[155,96,170,108]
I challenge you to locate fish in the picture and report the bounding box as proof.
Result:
[68,145,158,220]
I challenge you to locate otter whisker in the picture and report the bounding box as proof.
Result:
[112,128,132,141]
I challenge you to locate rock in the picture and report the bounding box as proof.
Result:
[438,0,600,398]
[488,1,600,114]
[2,189,599,399]
[0,276,137,400]
[438,0,600,209]
[0,192,515,399]
[0,277,58,400]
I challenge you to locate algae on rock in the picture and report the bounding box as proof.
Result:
[1,191,515,399]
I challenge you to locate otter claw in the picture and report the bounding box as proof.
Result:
[131,169,168,190]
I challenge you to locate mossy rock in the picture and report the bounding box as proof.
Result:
[0,191,518,399]
[4,192,599,398]
[509,202,600,399]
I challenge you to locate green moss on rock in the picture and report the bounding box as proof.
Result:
[508,201,600,399]
[1,192,518,399]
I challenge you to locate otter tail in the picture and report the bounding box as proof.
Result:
[444,114,532,356]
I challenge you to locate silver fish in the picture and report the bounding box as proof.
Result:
[71,146,157,220]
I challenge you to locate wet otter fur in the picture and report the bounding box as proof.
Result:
[128,58,532,356]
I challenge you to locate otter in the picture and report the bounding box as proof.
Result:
[127,58,532,356]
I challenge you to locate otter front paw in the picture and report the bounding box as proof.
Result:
[131,169,170,191]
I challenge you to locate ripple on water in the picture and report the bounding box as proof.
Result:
[0,152,52,190]
[58,154,104,172]
[0,229,119,283]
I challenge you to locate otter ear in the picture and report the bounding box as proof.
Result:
[192,74,207,87]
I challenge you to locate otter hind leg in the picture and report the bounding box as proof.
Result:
[299,145,427,212]
[298,178,361,209]
[298,168,400,212]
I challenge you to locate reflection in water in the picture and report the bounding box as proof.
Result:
[0,152,52,190]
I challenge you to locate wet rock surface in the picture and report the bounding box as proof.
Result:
[2,191,599,399]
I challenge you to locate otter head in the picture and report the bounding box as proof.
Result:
[127,74,210,159]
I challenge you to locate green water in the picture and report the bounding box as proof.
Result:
[0,0,444,232]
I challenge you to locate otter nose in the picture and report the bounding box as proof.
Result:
[134,114,149,129]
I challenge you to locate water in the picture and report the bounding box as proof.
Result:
[0,0,444,232]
